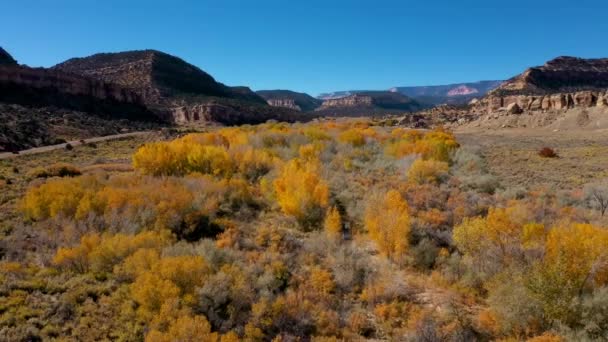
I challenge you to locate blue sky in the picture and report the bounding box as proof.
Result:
[2,0,607,95]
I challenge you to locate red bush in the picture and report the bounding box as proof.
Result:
[538,147,558,158]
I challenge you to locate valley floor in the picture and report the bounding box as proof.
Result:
[456,127,608,190]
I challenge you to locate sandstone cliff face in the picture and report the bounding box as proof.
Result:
[476,90,608,113]
[320,94,373,108]
[266,98,301,111]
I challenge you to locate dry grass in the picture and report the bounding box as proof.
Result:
[456,129,608,190]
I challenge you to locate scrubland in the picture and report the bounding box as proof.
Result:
[1,120,608,341]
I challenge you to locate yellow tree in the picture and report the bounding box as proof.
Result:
[365,190,411,260]
[453,207,524,268]
[273,158,329,228]
[527,223,608,322]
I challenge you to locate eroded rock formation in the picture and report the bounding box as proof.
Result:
[475,90,608,113]
[266,98,301,111]
[320,94,373,108]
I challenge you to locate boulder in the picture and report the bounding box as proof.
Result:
[507,102,523,114]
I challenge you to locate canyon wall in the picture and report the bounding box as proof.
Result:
[266,98,301,111]
[476,90,608,113]
[320,94,373,108]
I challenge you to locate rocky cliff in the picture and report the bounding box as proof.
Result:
[0,48,163,151]
[320,94,373,108]
[491,56,608,96]
[52,50,301,124]
[476,90,608,113]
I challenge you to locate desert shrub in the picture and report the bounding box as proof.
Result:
[53,231,170,274]
[538,147,558,158]
[27,163,82,179]
[21,173,232,236]
[407,159,449,184]
[338,128,366,147]
[411,238,439,270]
[385,129,459,162]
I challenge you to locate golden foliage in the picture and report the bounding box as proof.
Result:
[385,129,459,162]
[146,315,218,342]
[407,159,449,184]
[273,158,329,226]
[365,190,410,259]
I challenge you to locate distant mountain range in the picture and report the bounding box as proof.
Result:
[317,81,504,106]
[389,80,503,105]
[257,89,422,114]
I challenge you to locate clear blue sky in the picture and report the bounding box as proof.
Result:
[3,0,607,96]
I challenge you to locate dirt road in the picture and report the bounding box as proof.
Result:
[0,131,152,160]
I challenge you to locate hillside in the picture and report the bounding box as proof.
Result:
[257,89,322,111]
[54,50,303,124]
[0,47,163,152]
[0,47,17,65]
[491,56,608,96]
[315,91,422,116]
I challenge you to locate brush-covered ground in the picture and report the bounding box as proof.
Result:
[1,120,608,341]
[456,128,608,190]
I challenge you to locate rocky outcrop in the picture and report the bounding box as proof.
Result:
[53,50,302,124]
[266,98,301,111]
[170,102,308,125]
[320,94,373,108]
[491,56,608,96]
[0,64,160,121]
[476,90,608,113]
